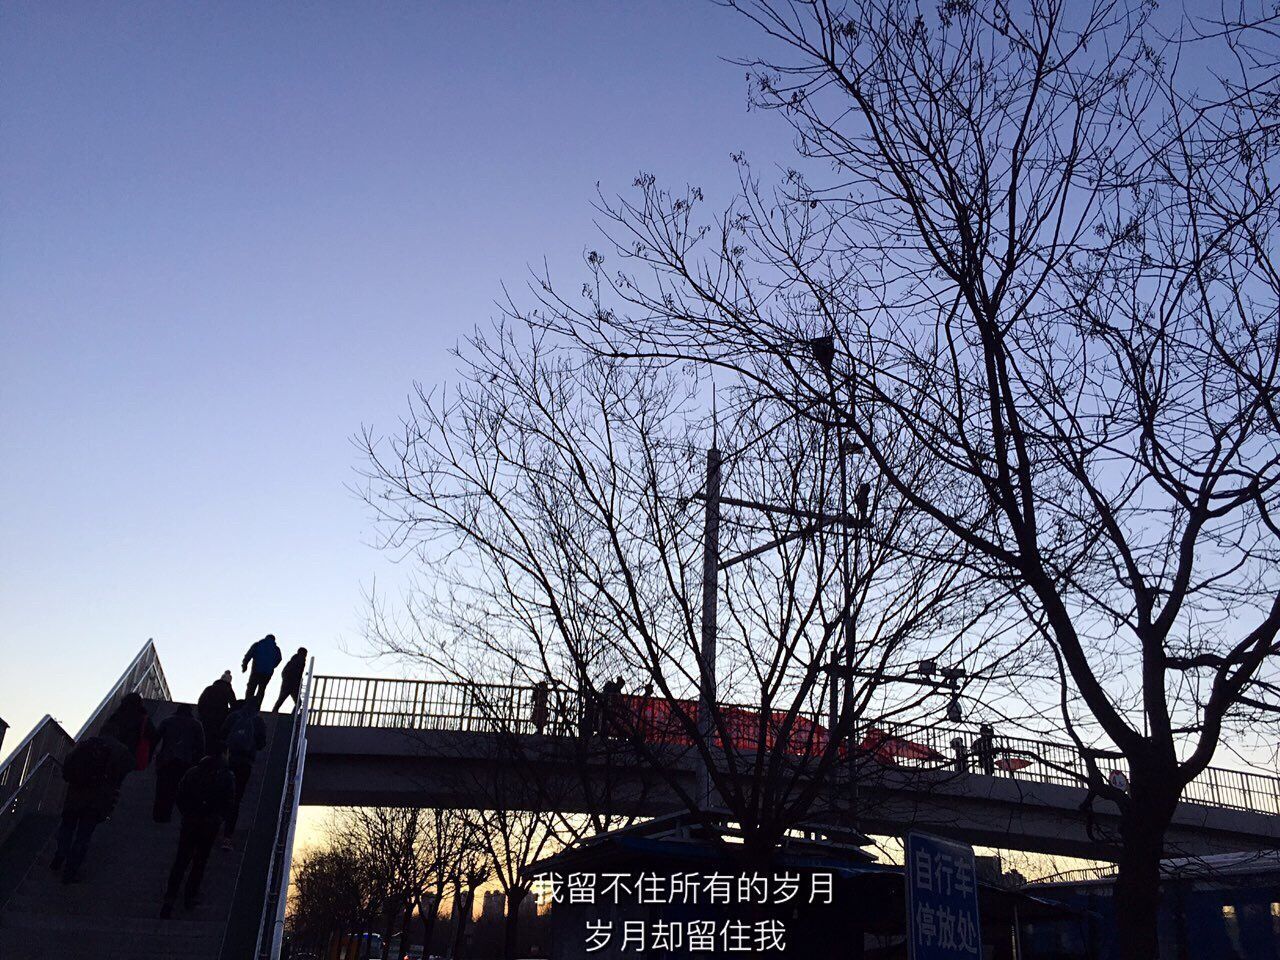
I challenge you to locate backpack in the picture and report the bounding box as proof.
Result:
[225,711,257,760]
[63,739,110,788]
[177,760,233,819]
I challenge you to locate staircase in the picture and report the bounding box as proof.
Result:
[0,702,293,960]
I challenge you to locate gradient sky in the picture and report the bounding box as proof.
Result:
[0,2,797,750]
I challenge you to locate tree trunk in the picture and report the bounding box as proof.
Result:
[448,890,472,960]
[1113,787,1173,960]
[419,894,440,957]
[401,902,415,958]
[462,888,478,959]
[503,888,528,960]
[381,907,396,959]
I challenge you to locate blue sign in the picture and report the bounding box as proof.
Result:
[904,832,983,959]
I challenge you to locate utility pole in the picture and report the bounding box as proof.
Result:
[811,333,861,734]
[692,417,865,809]
[833,430,855,731]
[697,446,722,808]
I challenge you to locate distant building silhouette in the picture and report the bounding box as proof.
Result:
[519,891,539,921]
[482,889,507,920]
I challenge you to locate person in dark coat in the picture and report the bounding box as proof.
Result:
[219,698,267,847]
[241,633,283,706]
[160,747,236,917]
[105,692,157,771]
[973,723,997,776]
[270,647,308,713]
[197,672,237,755]
[599,676,625,737]
[50,735,132,883]
[151,704,206,822]
[530,680,550,735]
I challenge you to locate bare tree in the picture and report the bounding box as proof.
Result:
[446,823,492,960]
[361,327,1016,866]
[505,2,1280,956]
[289,840,375,959]
[316,807,485,959]
[463,768,563,960]
[332,807,433,954]
[413,808,473,958]
[473,808,552,960]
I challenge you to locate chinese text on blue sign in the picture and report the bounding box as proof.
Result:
[905,833,982,959]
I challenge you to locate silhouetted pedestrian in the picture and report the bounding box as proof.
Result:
[242,634,282,706]
[197,672,236,755]
[531,680,550,734]
[220,698,266,848]
[543,679,569,735]
[600,676,624,737]
[973,723,996,776]
[160,747,236,917]
[271,647,308,713]
[50,735,132,883]
[580,680,601,737]
[105,692,157,771]
[1109,769,1130,794]
[152,704,205,823]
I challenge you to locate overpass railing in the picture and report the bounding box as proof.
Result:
[308,675,1280,817]
[860,718,1280,817]
[309,675,552,734]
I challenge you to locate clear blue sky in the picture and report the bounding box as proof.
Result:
[0,2,794,747]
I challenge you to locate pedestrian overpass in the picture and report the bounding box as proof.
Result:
[1,642,1278,959]
[300,675,1280,861]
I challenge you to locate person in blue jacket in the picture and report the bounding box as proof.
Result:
[241,633,282,706]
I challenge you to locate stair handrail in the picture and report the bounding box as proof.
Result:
[0,751,67,852]
[0,638,168,808]
[255,657,315,960]
[0,715,74,809]
[73,637,171,740]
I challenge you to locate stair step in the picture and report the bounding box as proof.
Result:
[0,704,291,960]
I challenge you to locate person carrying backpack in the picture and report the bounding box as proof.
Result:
[219,698,266,847]
[151,703,206,822]
[197,671,236,755]
[241,633,282,706]
[105,692,157,771]
[160,747,236,917]
[271,647,308,713]
[50,734,132,883]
